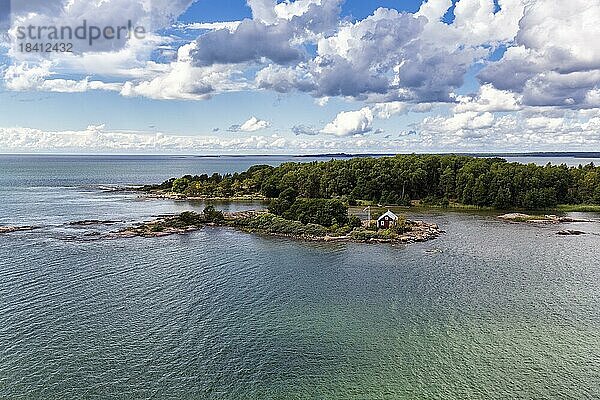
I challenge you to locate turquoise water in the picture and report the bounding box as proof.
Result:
[1,156,600,399]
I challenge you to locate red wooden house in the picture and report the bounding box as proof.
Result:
[377,210,399,229]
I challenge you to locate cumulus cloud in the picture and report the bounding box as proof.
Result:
[3,0,600,153]
[228,117,271,132]
[3,60,122,92]
[372,102,409,119]
[454,84,523,113]
[256,1,524,102]
[414,106,600,149]
[190,20,304,66]
[479,0,600,107]
[8,0,193,52]
[189,0,342,68]
[317,101,430,138]
[322,107,374,136]
[4,105,600,154]
[120,43,243,100]
[4,0,586,109]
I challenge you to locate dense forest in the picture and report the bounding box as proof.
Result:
[150,155,600,210]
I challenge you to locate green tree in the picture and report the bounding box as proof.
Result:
[285,199,348,227]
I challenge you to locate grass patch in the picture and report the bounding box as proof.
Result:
[232,213,330,237]
[555,204,600,212]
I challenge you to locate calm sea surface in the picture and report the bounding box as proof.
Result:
[1,155,600,399]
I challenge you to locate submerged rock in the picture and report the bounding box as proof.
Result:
[498,213,592,223]
[69,220,120,226]
[557,230,586,236]
[0,226,38,234]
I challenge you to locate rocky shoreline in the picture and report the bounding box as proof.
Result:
[236,220,442,244]
[69,220,121,226]
[141,190,267,202]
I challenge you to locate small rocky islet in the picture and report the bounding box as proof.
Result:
[497,213,592,224]
[497,213,596,236]
[111,209,443,244]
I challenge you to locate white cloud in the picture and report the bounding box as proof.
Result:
[372,102,408,119]
[4,105,600,154]
[479,0,600,107]
[443,111,496,131]
[0,124,391,153]
[454,84,523,113]
[525,116,565,131]
[413,106,600,150]
[239,117,271,132]
[416,0,453,22]
[120,43,244,100]
[3,0,593,112]
[254,0,525,103]
[4,61,53,91]
[322,107,374,136]
[176,21,242,32]
[228,117,271,132]
[0,125,285,152]
[2,0,600,154]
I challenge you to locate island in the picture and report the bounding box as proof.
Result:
[113,206,442,244]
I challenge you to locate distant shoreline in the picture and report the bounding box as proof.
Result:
[2,152,600,159]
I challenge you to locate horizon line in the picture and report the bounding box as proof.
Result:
[1,151,600,158]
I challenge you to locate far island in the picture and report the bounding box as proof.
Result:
[140,154,600,211]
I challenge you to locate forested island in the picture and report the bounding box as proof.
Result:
[143,154,600,210]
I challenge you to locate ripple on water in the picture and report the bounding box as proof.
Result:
[2,156,600,398]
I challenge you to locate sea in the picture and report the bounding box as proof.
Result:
[1,154,599,399]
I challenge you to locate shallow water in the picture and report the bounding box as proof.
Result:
[1,155,599,399]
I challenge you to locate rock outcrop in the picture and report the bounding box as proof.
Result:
[497,213,591,223]
[0,226,38,234]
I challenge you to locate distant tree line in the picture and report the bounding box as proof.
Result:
[154,155,600,210]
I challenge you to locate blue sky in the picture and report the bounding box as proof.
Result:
[0,0,598,154]
[179,0,429,23]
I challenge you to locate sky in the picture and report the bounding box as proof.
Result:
[0,0,599,154]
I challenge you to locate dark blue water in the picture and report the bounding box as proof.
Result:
[1,155,600,399]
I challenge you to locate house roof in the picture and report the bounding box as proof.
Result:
[377,210,398,221]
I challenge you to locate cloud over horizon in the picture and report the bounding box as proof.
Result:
[1,0,600,153]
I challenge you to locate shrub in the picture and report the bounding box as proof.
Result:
[172,176,192,193]
[390,215,408,234]
[268,198,292,216]
[178,211,205,225]
[203,206,224,222]
[348,215,363,228]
